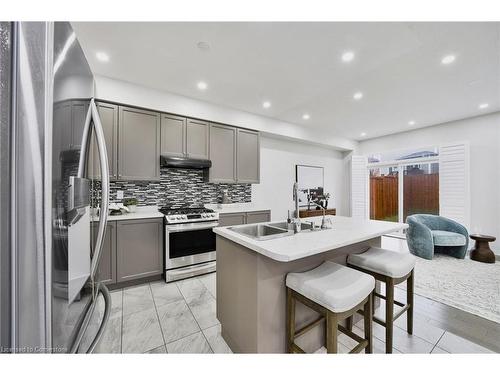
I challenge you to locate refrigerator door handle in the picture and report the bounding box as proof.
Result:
[78,99,110,280]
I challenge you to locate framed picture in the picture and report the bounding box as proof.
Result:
[295,165,324,207]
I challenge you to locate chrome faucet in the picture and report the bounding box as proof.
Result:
[311,201,332,229]
[292,182,301,233]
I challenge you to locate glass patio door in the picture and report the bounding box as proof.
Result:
[402,162,439,221]
[369,165,399,222]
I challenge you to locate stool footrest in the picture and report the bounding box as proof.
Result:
[338,324,365,343]
[370,304,410,327]
[294,316,325,339]
[290,343,305,354]
[338,325,368,353]
[351,340,369,354]
[374,292,405,308]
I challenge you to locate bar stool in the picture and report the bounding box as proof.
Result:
[286,261,375,354]
[347,247,416,353]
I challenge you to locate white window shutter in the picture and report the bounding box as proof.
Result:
[351,155,368,219]
[439,143,470,228]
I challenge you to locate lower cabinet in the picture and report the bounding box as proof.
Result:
[94,221,117,285]
[218,212,246,227]
[93,218,163,287]
[246,210,271,224]
[116,218,164,283]
[219,210,271,226]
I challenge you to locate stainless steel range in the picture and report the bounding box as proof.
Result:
[160,207,219,282]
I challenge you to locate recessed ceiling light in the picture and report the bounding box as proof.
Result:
[353,92,363,100]
[262,101,271,109]
[302,113,310,120]
[197,81,208,90]
[441,54,456,65]
[197,41,210,51]
[408,120,416,126]
[360,132,367,137]
[479,103,489,109]
[96,51,109,62]
[341,51,355,62]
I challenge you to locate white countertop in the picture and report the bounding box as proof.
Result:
[213,215,408,262]
[205,203,270,214]
[92,205,164,222]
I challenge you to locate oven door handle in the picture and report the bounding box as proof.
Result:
[166,222,219,233]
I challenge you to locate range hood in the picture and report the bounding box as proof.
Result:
[160,155,212,169]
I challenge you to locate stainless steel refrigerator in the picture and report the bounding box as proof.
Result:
[0,21,111,353]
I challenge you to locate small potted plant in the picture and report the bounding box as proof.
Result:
[122,197,138,213]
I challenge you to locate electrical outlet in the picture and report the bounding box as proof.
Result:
[117,190,124,200]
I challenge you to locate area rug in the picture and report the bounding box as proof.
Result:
[400,254,500,323]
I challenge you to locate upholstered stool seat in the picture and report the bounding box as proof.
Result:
[347,247,416,354]
[286,262,375,354]
[286,261,375,313]
[347,247,416,278]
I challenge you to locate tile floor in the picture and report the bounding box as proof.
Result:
[92,272,231,354]
[89,236,498,354]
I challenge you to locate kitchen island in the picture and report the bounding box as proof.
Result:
[213,215,407,353]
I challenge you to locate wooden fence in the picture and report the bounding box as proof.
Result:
[370,175,398,221]
[370,174,439,221]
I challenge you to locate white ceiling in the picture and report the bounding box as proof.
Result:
[72,22,500,141]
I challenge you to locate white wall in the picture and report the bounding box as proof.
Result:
[94,75,356,151]
[253,136,346,221]
[357,112,500,250]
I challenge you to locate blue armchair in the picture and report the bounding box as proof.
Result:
[406,214,469,260]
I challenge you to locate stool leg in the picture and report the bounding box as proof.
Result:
[385,278,394,354]
[286,288,296,353]
[326,311,338,353]
[364,293,373,353]
[346,316,353,332]
[407,270,414,335]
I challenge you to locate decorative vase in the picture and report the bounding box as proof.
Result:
[127,205,137,213]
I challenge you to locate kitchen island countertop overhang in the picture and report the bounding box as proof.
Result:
[213,215,408,262]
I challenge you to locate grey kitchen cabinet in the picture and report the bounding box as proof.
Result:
[118,106,161,180]
[218,210,271,226]
[53,101,72,151]
[186,119,209,159]
[161,115,209,159]
[218,212,246,227]
[236,129,260,183]
[70,100,90,149]
[53,100,89,151]
[161,114,186,157]
[89,101,118,179]
[209,123,237,183]
[245,210,271,224]
[92,221,117,285]
[116,218,164,283]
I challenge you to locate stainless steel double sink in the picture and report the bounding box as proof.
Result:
[228,221,314,241]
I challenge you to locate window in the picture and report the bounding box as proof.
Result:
[368,147,440,224]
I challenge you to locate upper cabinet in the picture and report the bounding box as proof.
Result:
[161,114,186,157]
[90,102,118,179]
[91,101,260,184]
[209,124,260,184]
[236,129,260,183]
[118,106,161,180]
[209,123,237,183]
[53,99,89,151]
[186,119,209,159]
[161,115,209,160]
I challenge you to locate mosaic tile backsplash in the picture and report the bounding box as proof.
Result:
[92,168,251,208]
